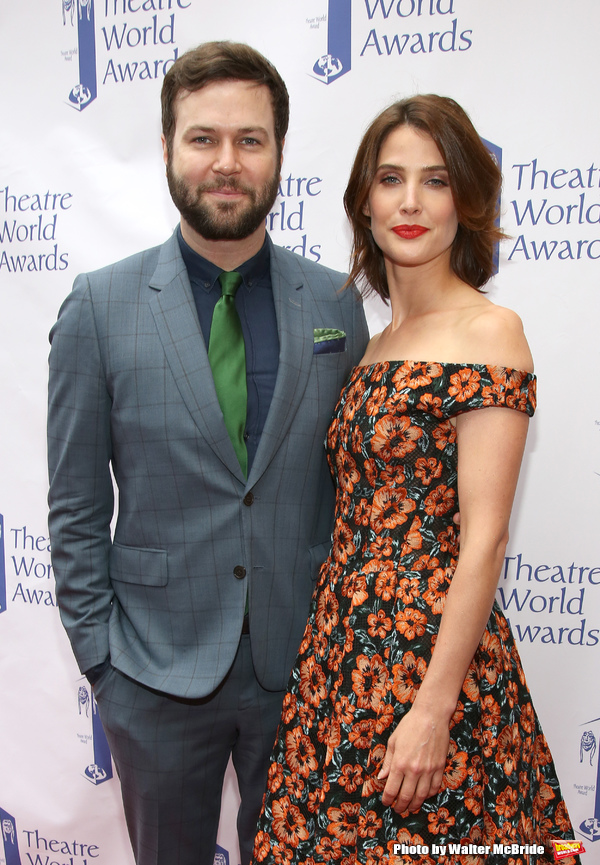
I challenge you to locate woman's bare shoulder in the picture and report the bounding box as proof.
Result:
[464,303,534,372]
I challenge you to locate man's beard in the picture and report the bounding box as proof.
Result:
[166,160,280,241]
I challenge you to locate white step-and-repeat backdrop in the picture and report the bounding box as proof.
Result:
[1,1,598,863]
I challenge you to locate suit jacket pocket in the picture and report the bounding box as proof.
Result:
[308,540,331,581]
[110,542,168,587]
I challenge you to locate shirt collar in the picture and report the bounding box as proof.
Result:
[177,225,271,293]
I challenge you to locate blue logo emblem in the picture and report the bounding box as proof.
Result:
[578,716,600,843]
[213,844,229,865]
[0,514,6,615]
[63,0,97,110]
[481,137,502,276]
[77,683,114,784]
[312,0,351,85]
[0,807,22,865]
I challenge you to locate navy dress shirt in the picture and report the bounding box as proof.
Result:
[177,227,280,473]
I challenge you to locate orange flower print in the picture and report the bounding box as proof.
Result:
[496,723,522,776]
[338,763,364,793]
[481,382,507,407]
[298,702,315,728]
[396,575,420,604]
[315,836,343,861]
[462,665,480,702]
[432,419,457,451]
[374,702,395,734]
[327,642,343,672]
[374,569,397,600]
[423,484,456,517]
[341,377,366,421]
[450,700,465,729]
[371,414,423,462]
[379,464,406,485]
[391,651,427,703]
[477,631,503,686]
[364,457,378,487]
[348,719,374,749]
[333,694,356,725]
[327,802,360,844]
[414,457,443,486]
[268,761,284,793]
[351,423,363,453]
[326,417,340,451]
[555,800,573,834]
[417,392,444,417]
[317,717,341,765]
[437,525,458,553]
[442,739,468,790]
[489,365,527,390]
[272,842,294,863]
[341,571,368,607]
[427,806,455,835]
[496,785,519,818]
[367,608,393,638]
[351,654,389,710]
[285,773,305,799]
[271,795,310,846]
[365,385,387,415]
[394,607,427,640]
[354,497,371,526]
[358,810,383,838]
[252,830,271,862]
[448,367,481,402]
[413,553,440,571]
[369,536,393,558]
[298,656,327,707]
[505,679,518,708]
[480,694,501,728]
[474,725,497,758]
[464,784,483,815]
[335,448,360,494]
[399,516,423,557]
[384,388,410,414]
[519,700,535,734]
[392,361,444,390]
[312,630,328,658]
[316,585,339,636]
[423,568,451,614]
[332,520,355,565]
[281,692,298,725]
[285,727,318,779]
[370,485,416,532]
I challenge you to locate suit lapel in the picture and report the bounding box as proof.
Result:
[148,233,246,483]
[248,244,314,486]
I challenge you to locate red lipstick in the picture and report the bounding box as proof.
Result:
[392,225,429,239]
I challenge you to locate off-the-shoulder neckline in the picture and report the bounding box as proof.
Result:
[353,359,535,374]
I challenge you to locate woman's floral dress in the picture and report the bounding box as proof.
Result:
[251,361,580,865]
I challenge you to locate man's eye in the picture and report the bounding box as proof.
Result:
[241,137,260,146]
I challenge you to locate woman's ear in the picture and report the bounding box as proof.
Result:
[362,200,371,218]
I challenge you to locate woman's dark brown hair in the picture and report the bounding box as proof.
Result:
[343,95,504,299]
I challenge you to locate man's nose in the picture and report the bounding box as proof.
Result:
[212,141,241,175]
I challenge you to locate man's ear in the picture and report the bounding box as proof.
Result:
[161,134,169,168]
[279,138,285,174]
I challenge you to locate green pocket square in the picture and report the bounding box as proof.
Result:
[313,328,346,343]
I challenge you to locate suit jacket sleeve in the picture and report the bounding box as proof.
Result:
[48,274,115,673]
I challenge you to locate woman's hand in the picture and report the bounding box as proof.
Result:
[378,704,450,813]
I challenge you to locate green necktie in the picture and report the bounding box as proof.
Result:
[208,271,248,477]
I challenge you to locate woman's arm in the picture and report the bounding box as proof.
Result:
[379,401,531,813]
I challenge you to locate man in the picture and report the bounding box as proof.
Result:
[48,42,369,865]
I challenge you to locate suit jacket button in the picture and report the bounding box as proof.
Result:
[243,492,254,506]
[233,566,246,579]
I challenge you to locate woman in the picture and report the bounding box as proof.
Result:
[251,96,579,864]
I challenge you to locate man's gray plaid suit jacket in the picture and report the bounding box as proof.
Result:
[48,231,369,699]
